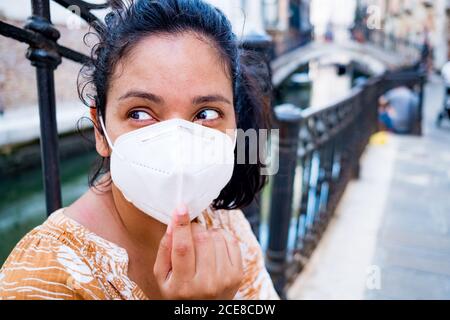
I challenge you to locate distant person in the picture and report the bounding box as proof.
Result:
[442,61,450,85]
[0,69,4,116]
[324,21,334,42]
[378,86,419,134]
[441,60,450,99]
[0,95,4,117]
[420,29,433,74]
[378,98,394,132]
[437,61,450,126]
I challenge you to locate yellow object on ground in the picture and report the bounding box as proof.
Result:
[370,131,390,145]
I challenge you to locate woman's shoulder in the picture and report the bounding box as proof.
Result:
[0,209,105,300]
[202,207,280,300]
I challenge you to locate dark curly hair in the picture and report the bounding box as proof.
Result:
[78,0,271,210]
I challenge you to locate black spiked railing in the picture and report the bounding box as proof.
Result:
[265,69,425,296]
[0,0,107,215]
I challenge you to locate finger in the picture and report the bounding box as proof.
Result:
[171,205,196,280]
[220,231,244,299]
[211,229,232,277]
[222,231,244,294]
[222,230,243,270]
[191,223,215,277]
[153,224,173,284]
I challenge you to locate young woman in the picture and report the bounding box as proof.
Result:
[0,0,278,300]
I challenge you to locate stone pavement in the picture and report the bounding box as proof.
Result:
[287,74,450,299]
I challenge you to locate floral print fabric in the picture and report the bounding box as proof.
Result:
[0,207,279,300]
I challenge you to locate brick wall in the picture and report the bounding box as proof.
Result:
[0,19,92,111]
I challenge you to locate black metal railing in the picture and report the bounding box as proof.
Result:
[365,29,423,66]
[0,0,107,216]
[263,68,425,297]
[254,31,426,296]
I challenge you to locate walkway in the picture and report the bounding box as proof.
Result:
[287,74,450,299]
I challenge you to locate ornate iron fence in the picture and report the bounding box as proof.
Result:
[0,0,108,216]
[365,29,423,67]
[260,63,425,298]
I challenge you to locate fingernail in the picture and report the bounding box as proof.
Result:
[176,204,188,216]
[166,222,172,235]
[175,205,188,219]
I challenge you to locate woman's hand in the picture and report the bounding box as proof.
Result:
[153,206,244,299]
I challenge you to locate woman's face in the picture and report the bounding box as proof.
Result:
[96,31,236,156]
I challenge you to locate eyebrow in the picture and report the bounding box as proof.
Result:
[118,90,232,106]
[118,91,164,104]
[192,94,232,106]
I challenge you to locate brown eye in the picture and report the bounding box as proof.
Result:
[128,110,153,121]
[195,109,220,121]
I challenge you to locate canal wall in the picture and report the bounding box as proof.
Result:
[0,101,94,176]
[0,15,95,177]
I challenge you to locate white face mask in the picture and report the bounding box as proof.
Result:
[99,117,236,225]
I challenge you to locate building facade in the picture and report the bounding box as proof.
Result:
[356,0,449,68]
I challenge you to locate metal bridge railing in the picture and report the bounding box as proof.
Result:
[365,28,424,66]
[255,42,426,297]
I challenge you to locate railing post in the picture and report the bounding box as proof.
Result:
[26,0,62,215]
[240,33,274,239]
[266,104,302,298]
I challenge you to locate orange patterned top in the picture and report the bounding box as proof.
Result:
[0,207,279,300]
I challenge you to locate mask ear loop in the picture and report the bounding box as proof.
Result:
[98,113,128,162]
[98,113,115,151]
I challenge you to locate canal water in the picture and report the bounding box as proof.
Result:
[0,58,361,265]
[0,151,97,264]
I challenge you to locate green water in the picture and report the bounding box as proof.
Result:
[0,151,97,265]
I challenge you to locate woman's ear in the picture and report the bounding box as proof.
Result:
[90,106,111,158]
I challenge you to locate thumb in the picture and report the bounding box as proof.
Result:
[153,223,173,284]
